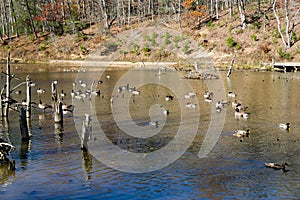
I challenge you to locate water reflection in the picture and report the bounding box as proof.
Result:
[81,151,93,181]
[0,69,299,199]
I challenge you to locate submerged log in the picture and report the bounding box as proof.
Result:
[184,70,219,80]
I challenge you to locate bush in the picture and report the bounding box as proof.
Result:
[164,32,171,45]
[251,34,258,41]
[226,37,236,47]
[207,20,214,27]
[142,46,151,53]
[39,43,48,51]
[278,47,291,60]
[80,45,88,54]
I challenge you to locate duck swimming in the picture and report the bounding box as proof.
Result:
[265,162,289,171]
[38,100,52,112]
[233,129,250,138]
[228,92,236,97]
[278,123,290,130]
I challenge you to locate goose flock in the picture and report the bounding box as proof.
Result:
[202,87,290,172]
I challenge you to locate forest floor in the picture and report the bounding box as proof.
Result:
[0,8,299,69]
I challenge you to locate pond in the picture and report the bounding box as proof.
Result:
[0,64,300,199]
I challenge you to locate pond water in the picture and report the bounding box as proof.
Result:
[0,65,300,199]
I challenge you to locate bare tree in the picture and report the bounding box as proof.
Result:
[272,0,299,49]
[238,0,247,29]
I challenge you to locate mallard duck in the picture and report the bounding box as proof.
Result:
[265,162,288,171]
[279,123,290,130]
[233,129,250,138]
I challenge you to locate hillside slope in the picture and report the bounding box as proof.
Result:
[0,9,299,68]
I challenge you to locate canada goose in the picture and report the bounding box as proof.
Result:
[165,94,174,101]
[232,100,239,108]
[60,90,66,97]
[132,90,140,95]
[235,108,250,119]
[149,121,159,127]
[204,91,213,99]
[228,92,236,97]
[71,90,75,97]
[279,123,290,130]
[265,162,289,171]
[233,129,250,138]
[204,98,212,103]
[91,90,101,96]
[37,88,46,94]
[38,100,52,112]
[163,109,169,115]
[186,103,197,109]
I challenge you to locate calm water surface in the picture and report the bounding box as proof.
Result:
[0,65,300,199]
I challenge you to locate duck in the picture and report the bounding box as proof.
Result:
[228,92,236,97]
[278,123,290,130]
[106,75,110,79]
[265,162,289,171]
[233,129,250,138]
[38,100,52,112]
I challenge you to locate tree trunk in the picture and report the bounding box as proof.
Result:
[238,0,247,29]
[216,0,219,19]
[273,0,289,49]
[24,0,37,39]
[128,0,131,26]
